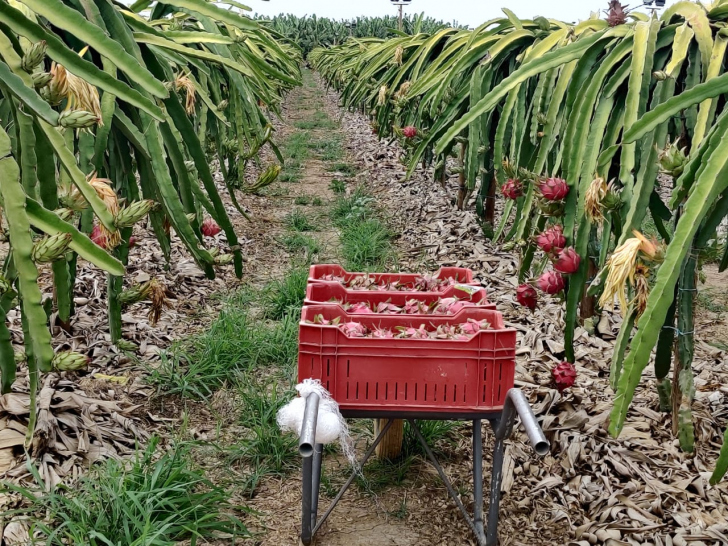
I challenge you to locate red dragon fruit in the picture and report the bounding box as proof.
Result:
[535,225,566,254]
[501,178,524,200]
[404,299,429,314]
[341,322,368,337]
[376,302,403,313]
[128,236,138,249]
[371,327,395,339]
[460,318,488,336]
[90,225,108,249]
[536,270,565,294]
[552,361,577,393]
[553,247,581,274]
[348,302,373,314]
[403,126,417,139]
[538,177,569,201]
[516,284,538,310]
[201,218,221,237]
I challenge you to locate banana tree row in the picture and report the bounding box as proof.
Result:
[0,0,301,438]
[261,13,456,56]
[310,1,728,483]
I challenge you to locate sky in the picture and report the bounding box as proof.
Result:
[248,0,683,26]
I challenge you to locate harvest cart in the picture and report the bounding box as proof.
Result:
[295,301,549,546]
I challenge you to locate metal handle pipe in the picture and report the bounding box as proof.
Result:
[494,389,549,456]
[299,393,320,457]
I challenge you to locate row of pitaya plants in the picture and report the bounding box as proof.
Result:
[0,0,301,441]
[311,1,728,482]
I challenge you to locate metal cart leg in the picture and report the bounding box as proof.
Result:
[485,389,550,546]
[472,419,485,539]
[311,443,323,527]
[300,394,320,546]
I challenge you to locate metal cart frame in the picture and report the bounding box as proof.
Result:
[298,388,548,546]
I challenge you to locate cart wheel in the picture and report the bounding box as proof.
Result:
[301,443,323,545]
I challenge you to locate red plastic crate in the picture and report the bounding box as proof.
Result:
[308,264,477,288]
[298,305,516,413]
[304,282,495,316]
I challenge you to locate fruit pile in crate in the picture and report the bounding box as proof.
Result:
[298,265,517,414]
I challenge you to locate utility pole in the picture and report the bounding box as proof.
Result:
[390,0,411,32]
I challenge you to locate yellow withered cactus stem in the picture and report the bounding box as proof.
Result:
[31,232,73,263]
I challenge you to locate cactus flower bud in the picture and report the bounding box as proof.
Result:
[553,247,581,274]
[516,284,538,310]
[186,213,197,224]
[118,281,152,306]
[0,275,11,295]
[14,351,26,364]
[652,70,668,81]
[52,350,89,371]
[214,254,233,266]
[538,177,569,201]
[32,72,53,89]
[115,340,138,352]
[21,41,47,72]
[536,270,565,294]
[31,232,73,263]
[55,208,75,222]
[114,200,158,228]
[217,99,229,111]
[201,218,221,237]
[501,178,523,200]
[552,361,576,392]
[58,109,99,129]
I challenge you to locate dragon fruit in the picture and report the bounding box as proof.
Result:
[535,225,566,254]
[376,302,403,313]
[341,322,368,337]
[501,178,524,200]
[538,177,569,201]
[371,327,395,339]
[434,298,473,315]
[552,361,577,392]
[403,126,417,139]
[348,302,374,314]
[128,236,138,249]
[404,299,429,314]
[201,218,221,237]
[553,247,581,274]
[516,284,538,310]
[90,225,108,249]
[536,270,565,294]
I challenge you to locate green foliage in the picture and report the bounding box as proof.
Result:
[262,13,458,56]
[228,378,298,495]
[329,179,347,193]
[149,295,298,398]
[262,267,309,320]
[4,437,247,545]
[280,232,322,258]
[286,209,318,232]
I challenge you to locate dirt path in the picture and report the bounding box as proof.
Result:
[238,72,728,546]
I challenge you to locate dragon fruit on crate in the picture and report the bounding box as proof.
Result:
[336,296,476,315]
[308,315,491,339]
[318,273,463,292]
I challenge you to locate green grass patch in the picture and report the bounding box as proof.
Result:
[328,162,358,176]
[286,209,318,232]
[329,179,346,193]
[262,267,308,320]
[149,295,298,399]
[340,218,394,271]
[331,187,377,226]
[279,232,322,259]
[294,111,336,131]
[4,437,247,545]
[227,378,298,495]
[294,195,311,205]
[311,197,324,206]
